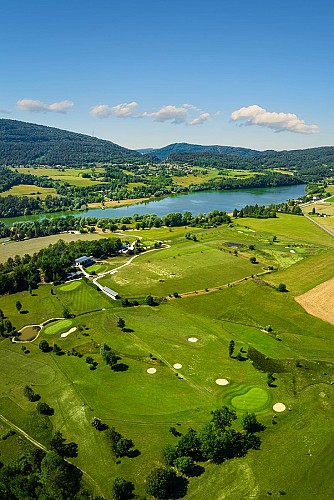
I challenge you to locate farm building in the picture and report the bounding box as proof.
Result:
[102,287,119,300]
[74,255,95,267]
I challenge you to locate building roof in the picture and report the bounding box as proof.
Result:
[74,255,93,264]
[103,287,119,297]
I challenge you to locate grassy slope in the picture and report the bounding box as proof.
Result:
[0,214,334,498]
[0,184,58,198]
[15,166,105,187]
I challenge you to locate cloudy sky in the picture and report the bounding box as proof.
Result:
[1,0,333,150]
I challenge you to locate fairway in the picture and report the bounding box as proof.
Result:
[231,387,269,410]
[1,214,334,499]
[42,319,73,335]
[59,281,82,291]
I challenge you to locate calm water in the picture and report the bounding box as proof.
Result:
[2,184,306,225]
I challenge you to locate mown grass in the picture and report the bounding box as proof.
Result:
[99,237,261,297]
[236,213,334,247]
[1,214,334,498]
[0,184,58,198]
[43,319,73,335]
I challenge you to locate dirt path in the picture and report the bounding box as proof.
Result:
[0,413,47,450]
[176,270,272,299]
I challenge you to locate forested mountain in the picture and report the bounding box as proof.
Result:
[0,119,145,166]
[168,147,334,181]
[138,142,266,160]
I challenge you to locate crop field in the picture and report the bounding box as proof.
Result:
[0,184,58,198]
[1,213,334,499]
[295,276,334,326]
[15,166,105,186]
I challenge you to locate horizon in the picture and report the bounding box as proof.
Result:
[1,1,333,150]
[1,117,333,153]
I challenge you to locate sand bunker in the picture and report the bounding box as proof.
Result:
[60,327,77,338]
[173,363,182,369]
[188,337,198,343]
[147,368,157,374]
[273,402,286,412]
[215,378,229,386]
[295,276,334,326]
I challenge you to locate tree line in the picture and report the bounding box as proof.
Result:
[0,237,122,295]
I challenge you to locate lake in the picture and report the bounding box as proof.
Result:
[2,184,306,225]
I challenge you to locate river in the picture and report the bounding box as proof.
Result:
[2,184,306,225]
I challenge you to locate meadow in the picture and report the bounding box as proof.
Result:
[0,213,334,499]
[15,166,105,186]
[0,184,58,198]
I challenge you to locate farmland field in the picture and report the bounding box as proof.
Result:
[0,184,58,198]
[15,166,105,186]
[1,213,334,499]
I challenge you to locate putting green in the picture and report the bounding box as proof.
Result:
[43,319,73,335]
[59,281,82,291]
[231,387,269,411]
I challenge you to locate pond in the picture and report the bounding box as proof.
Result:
[16,325,41,342]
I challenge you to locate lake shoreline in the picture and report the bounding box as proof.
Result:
[1,184,306,225]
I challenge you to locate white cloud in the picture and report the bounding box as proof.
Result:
[144,104,211,126]
[144,105,189,124]
[230,104,318,135]
[90,101,212,126]
[90,101,138,118]
[188,112,211,126]
[17,99,74,113]
[0,108,11,115]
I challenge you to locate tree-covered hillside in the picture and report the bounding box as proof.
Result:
[0,119,145,166]
[139,142,266,161]
[169,147,334,182]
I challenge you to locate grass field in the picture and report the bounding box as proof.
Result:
[0,184,58,198]
[15,166,105,186]
[1,214,334,499]
[0,232,106,262]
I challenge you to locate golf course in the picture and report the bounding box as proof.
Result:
[0,212,334,499]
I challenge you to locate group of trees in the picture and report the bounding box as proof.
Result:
[145,406,264,499]
[0,426,99,500]
[233,204,277,219]
[168,147,334,182]
[0,236,122,295]
[0,309,16,337]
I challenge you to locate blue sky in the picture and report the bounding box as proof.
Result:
[1,0,333,150]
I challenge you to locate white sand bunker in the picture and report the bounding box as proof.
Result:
[147,368,157,374]
[273,402,286,412]
[216,378,229,386]
[60,327,77,338]
[173,363,182,369]
[188,337,198,343]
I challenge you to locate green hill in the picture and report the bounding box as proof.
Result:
[138,142,266,160]
[0,119,144,166]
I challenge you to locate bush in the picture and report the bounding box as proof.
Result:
[277,283,287,292]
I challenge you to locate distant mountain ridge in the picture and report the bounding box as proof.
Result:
[0,119,144,166]
[138,142,272,161]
